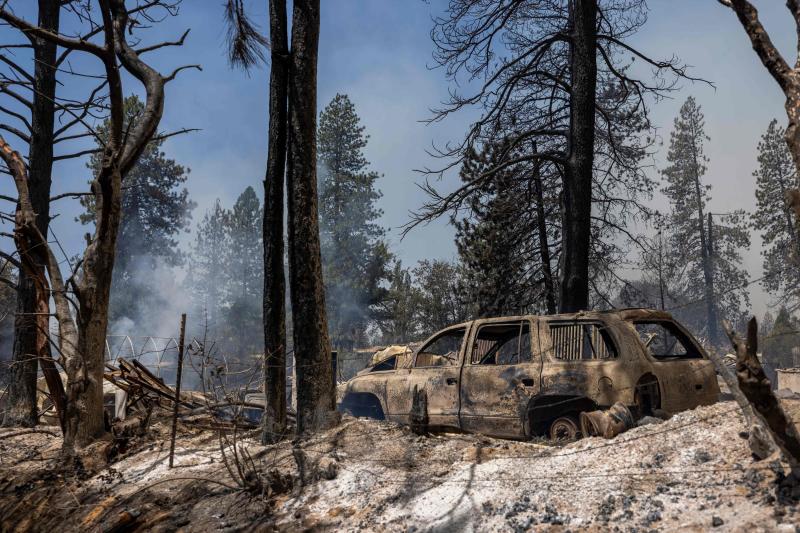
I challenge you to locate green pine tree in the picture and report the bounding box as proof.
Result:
[186,200,229,334]
[375,261,421,344]
[222,186,263,355]
[762,307,800,370]
[454,141,533,317]
[661,97,750,345]
[317,93,391,350]
[752,119,800,310]
[413,260,473,338]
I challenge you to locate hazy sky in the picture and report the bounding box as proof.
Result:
[1,0,798,320]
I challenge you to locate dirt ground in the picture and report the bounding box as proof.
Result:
[2,400,800,532]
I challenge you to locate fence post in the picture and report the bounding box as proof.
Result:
[169,313,187,468]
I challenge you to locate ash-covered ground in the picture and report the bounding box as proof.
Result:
[2,400,799,532]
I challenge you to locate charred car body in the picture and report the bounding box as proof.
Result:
[338,309,720,440]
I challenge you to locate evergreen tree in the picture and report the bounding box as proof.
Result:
[317,94,391,350]
[752,119,800,310]
[413,260,473,338]
[454,141,534,317]
[661,97,750,346]
[82,95,195,331]
[223,186,263,354]
[186,200,229,334]
[762,307,800,370]
[375,261,420,344]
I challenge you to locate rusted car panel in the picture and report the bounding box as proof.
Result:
[338,309,720,439]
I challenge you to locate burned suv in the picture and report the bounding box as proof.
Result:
[338,309,719,440]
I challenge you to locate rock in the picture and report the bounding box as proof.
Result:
[712,516,724,527]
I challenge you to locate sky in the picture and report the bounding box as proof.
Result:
[1,0,798,322]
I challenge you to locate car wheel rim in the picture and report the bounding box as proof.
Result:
[550,416,579,441]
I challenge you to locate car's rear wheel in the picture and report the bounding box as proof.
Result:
[549,415,580,442]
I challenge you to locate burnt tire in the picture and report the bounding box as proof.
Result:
[549,415,580,442]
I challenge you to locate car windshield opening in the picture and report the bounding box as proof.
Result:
[415,328,465,367]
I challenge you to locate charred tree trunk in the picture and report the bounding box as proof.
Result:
[3,0,60,428]
[262,0,289,444]
[559,0,597,313]
[286,0,335,434]
[63,184,122,449]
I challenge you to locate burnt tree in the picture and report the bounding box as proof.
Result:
[224,0,290,441]
[416,0,698,313]
[286,0,335,433]
[560,0,597,313]
[0,0,197,450]
[262,0,289,443]
[1,0,61,428]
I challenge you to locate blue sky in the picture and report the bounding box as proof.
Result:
[1,0,797,319]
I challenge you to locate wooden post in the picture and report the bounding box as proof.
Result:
[168,313,187,468]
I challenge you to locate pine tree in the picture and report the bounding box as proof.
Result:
[186,200,229,334]
[661,97,750,346]
[762,307,800,370]
[317,93,391,350]
[375,261,420,344]
[628,217,686,311]
[82,95,195,331]
[413,260,474,338]
[454,141,534,317]
[223,186,263,355]
[752,119,800,310]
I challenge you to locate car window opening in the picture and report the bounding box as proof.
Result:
[472,322,532,365]
[633,320,702,360]
[550,322,618,360]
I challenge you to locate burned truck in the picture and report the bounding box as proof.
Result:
[338,308,720,440]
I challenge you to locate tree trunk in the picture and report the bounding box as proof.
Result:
[532,158,556,314]
[559,0,597,313]
[3,1,60,428]
[262,0,289,444]
[784,95,800,227]
[692,161,716,346]
[704,212,718,346]
[286,0,336,434]
[63,166,123,450]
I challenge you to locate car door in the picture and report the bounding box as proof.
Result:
[401,324,470,429]
[459,318,540,438]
